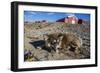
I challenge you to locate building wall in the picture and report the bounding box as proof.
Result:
[64,17,78,24]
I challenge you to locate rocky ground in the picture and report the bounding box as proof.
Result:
[24,22,90,62]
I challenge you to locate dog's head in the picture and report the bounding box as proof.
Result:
[43,33,63,49]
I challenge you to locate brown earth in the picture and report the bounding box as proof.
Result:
[24,22,90,62]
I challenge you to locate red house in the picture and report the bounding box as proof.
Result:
[56,15,78,24]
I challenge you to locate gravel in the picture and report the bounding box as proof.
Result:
[24,23,90,61]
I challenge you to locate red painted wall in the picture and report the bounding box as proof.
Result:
[65,17,78,24]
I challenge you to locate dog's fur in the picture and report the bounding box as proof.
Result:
[43,33,62,52]
[43,32,82,53]
[56,32,82,54]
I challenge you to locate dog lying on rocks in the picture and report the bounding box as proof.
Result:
[43,32,82,54]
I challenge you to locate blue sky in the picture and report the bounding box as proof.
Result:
[24,11,90,22]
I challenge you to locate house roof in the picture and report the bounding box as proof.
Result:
[67,15,78,20]
[56,15,78,22]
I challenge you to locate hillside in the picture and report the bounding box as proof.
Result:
[24,22,90,62]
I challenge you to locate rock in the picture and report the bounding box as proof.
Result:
[33,49,49,61]
[25,22,90,61]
